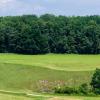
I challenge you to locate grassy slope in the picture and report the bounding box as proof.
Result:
[0,53,100,71]
[0,92,100,100]
[0,63,92,92]
[0,53,100,99]
[0,54,99,92]
[49,96,100,100]
[0,93,45,100]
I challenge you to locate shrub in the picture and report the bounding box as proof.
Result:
[54,86,79,94]
[91,69,100,94]
[54,83,91,95]
[79,83,90,95]
[62,87,78,94]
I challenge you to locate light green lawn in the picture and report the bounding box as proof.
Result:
[0,93,45,100]
[0,92,100,100]
[0,53,100,99]
[0,63,92,92]
[0,54,99,92]
[49,96,100,100]
[0,53,100,71]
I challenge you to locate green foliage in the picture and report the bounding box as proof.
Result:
[54,83,92,95]
[54,86,78,94]
[79,83,90,95]
[0,15,100,54]
[91,69,100,94]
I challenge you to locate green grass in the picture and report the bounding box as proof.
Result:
[0,63,92,92]
[0,53,100,71]
[50,95,100,100]
[0,53,100,99]
[0,92,46,100]
[0,53,99,92]
[49,96,100,100]
[0,92,100,100]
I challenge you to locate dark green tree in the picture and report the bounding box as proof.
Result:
[91,69,100,94]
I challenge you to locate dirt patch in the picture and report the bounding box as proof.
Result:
[48,97,82,100]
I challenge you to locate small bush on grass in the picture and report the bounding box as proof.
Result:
[79,83,90,95]
[54,86,78,94]
[54,83,91,95]
[91,69,100,94]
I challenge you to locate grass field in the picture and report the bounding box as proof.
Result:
[0,92,46,100]
[0,92,100,100]
[0,53,100,99]
[0,54,100,71]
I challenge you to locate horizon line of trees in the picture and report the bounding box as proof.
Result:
[0,14,100,54]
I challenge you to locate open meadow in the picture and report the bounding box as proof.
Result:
[0,53,100,99]
[0,92,100,100]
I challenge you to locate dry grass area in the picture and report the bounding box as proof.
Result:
[48,97,81,100]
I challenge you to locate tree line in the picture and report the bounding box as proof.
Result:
[0,14,100,54]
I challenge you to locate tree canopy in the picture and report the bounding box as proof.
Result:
[0,14,100,54]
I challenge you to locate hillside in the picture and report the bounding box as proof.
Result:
[0,54,99,92]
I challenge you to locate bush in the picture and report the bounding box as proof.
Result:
[54,83,91,95]
[79,83,90,95]
[91,69,100,94]
[62,87,78,94]
[54,86,79,94]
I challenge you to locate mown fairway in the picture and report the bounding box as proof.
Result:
[0,54,100,71]
[0,92,46,100]
[0,92,100,100]
[0,53,100,99]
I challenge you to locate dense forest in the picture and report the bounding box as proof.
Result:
[0,14,100,54]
